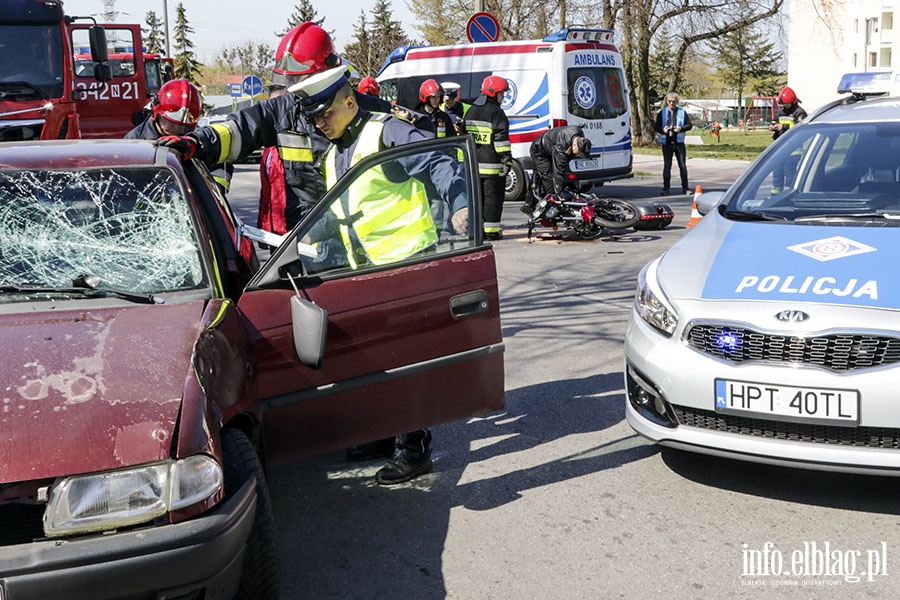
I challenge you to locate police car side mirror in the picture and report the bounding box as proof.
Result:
[696,191,726,216]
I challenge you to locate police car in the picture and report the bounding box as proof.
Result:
[624,73,900,476]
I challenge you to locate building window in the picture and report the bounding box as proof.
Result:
[869,52,878,67]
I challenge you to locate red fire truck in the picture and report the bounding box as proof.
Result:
[0,0,171,141]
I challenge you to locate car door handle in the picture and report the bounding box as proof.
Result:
[605,130,616,135]
[450,290,489,318]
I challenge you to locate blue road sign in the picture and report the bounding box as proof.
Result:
[466,12,500,43]
[229,83,243,97]
[242,75,264,97]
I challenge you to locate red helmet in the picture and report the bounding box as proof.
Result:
[481,75,509,98]
[272,22,341,87]
[777,86,798,105]
[419,79,443,103]
[153,78,201,128]
[358,76,380,96]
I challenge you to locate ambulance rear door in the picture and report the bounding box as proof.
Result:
[556,30,631,184]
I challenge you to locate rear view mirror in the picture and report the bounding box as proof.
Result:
[696,191,726,215]
[290,295,328,369]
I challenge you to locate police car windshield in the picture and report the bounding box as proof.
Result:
[727,122,900,223]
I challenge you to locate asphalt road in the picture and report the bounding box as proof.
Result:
[226,155,900,600]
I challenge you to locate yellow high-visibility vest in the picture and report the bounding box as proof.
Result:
[323,115,437,267]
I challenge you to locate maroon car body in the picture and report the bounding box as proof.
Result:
[0,137,504,599]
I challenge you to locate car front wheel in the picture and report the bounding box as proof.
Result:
[221,427,280,599]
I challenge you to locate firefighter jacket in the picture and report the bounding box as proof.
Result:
[462,95,511,177]
[319,110,468,267]
[415,102,457,138]
[772,104,808,140]
[188,91,395,230]
[126,116,234,193]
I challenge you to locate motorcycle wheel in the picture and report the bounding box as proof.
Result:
[590,198,642,229]
[572,220,604,240]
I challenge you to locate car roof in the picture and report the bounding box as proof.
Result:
[809,94,900,125]
[0,139,175,170]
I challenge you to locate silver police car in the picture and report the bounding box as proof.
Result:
[625,72,900,475]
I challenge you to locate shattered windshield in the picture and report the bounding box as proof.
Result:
[0,167,207,298]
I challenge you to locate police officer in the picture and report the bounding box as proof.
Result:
[416,79,457,138]
[440,81,466,131]
[524,125,591,213]
[292,66,469,484]
[126,78,233,194]
[462,75,512,241]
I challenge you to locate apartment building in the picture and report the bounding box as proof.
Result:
[788,0,896,112]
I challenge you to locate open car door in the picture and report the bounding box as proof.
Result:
[237,135,505,464]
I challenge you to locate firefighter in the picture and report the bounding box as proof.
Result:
[292,65,469,484]
[126,78,233,194]
[416,79,456,138]
[158,23,434,228]
[157,22,409,230]
[768,86,808,193]
[462,75,512,241]
[357,76,380,96]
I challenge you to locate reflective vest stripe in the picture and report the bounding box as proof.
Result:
[276,131,314,163]
[211,121,243,163]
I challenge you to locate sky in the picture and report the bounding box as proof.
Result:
[60,0,419,61]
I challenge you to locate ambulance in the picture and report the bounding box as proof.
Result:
[376,28,633,201]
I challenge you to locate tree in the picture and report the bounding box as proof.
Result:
[142,10,166,55]
[214,41,276,84]
[171,3,202,83]
[276,0,332,38]
[341,0,411,78]
[715,24,783,103]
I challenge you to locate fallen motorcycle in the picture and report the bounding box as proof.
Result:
[526,192,643,240]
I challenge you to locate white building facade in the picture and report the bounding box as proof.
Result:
[788,0,897,112]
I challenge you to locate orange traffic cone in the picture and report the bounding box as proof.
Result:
[686,185,703,228]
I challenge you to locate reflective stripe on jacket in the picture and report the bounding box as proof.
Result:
[323,115,437,267]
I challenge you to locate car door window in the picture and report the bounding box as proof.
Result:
[266,136,479,282]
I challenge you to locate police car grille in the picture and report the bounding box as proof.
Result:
[0,503,46,546]
[674,406,900,449]
[686,325,900,372]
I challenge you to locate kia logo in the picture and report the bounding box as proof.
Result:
[774,310,810,322]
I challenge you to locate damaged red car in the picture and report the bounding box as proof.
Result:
[0,136,504,599]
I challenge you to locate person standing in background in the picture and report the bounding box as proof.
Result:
[653,92,693,195]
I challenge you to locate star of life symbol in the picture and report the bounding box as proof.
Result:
[573,76,596,110]
[787,236,876,262]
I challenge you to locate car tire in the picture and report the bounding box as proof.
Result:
[504,160,527,202]
[221,427,280,600]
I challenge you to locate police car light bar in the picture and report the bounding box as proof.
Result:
[837,71,893,96]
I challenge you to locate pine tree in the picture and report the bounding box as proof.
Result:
[142,10,166,55]
[172,3,202,83]
[715,24,783,104]
[276,1,331,39]
[342,0,410,77]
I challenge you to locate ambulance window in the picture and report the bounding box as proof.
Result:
[567,67,627,120]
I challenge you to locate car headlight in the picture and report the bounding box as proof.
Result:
[634,257,678,336]
[44,455,222,537]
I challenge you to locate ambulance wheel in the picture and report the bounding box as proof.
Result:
[504,160,527,202]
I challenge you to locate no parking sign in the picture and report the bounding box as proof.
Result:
[466,12,500,43]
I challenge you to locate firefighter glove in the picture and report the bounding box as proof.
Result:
[156,135,199,160]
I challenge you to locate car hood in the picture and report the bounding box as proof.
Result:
[659,216,900,310]
[0,301,205,483]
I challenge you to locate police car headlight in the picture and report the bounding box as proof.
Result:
[43,456,222,537]
[634,257,678,336]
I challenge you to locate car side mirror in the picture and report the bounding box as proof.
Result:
[290,295,328,369]
[696,191,726,215]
